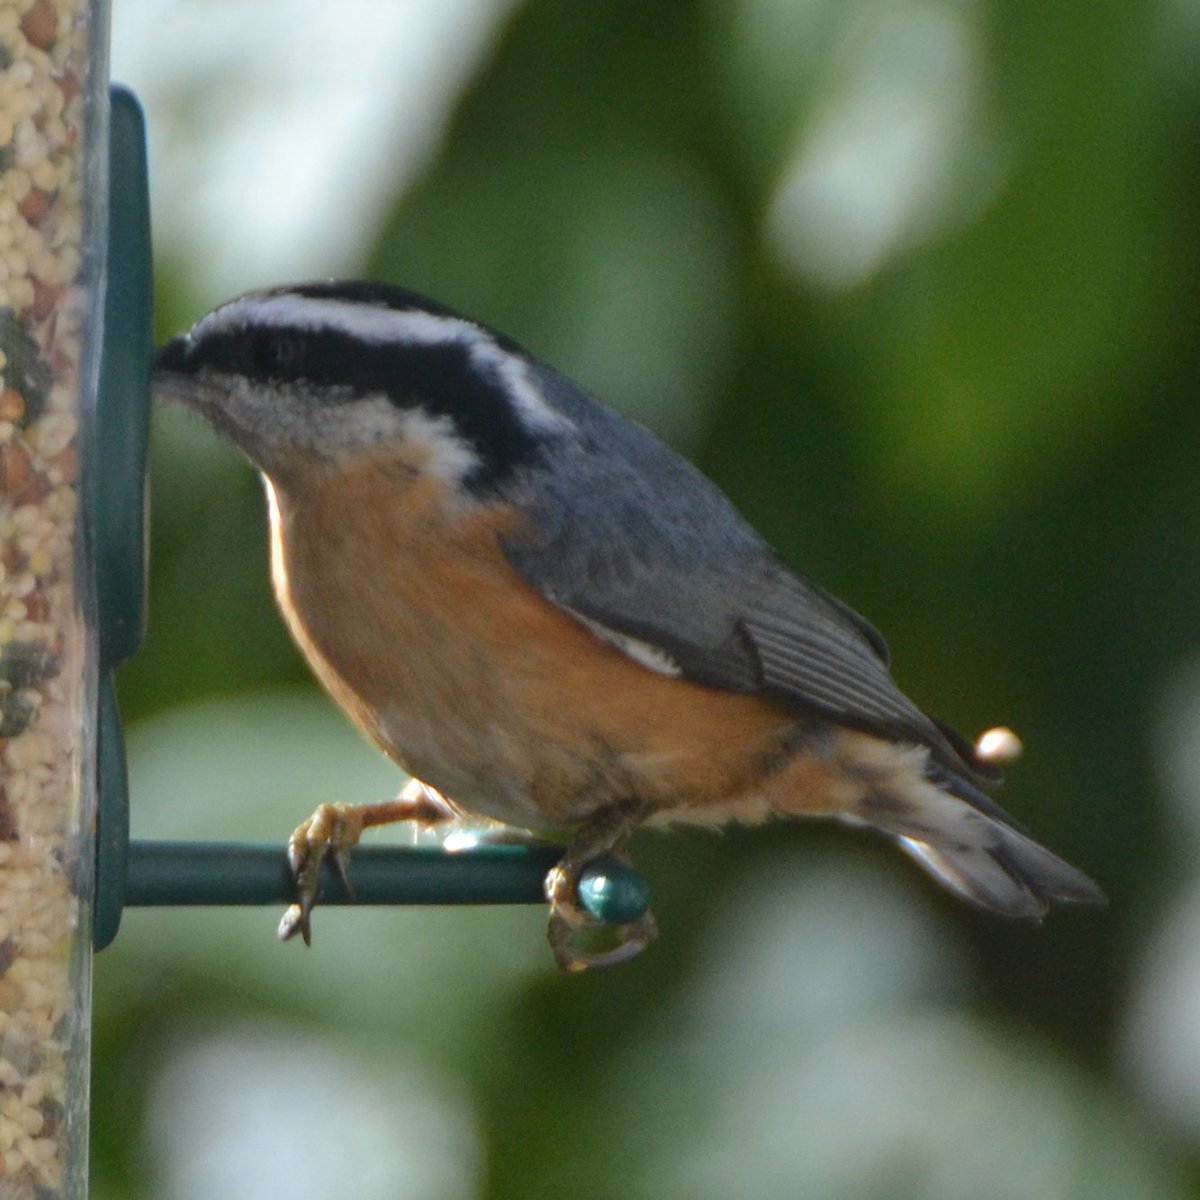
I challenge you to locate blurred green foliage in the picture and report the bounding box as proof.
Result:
[98,0,1200,1196]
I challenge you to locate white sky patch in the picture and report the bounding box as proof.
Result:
[145,1022,480,1200]
[112,0,522,298]
[765,2,1006,291]
[1121,655,1200,1139]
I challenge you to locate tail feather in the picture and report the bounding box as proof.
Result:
[860,757,1106,919]
[896,823,1105,920]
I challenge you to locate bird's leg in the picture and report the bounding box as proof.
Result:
[279,779,455,945]
[545,800,657,972]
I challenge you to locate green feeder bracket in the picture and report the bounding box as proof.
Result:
[91,86,649,953]
[92,83,147,953]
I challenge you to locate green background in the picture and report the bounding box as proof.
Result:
[97,1,1200,1196]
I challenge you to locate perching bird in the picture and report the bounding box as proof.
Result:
[153,281,1104,970]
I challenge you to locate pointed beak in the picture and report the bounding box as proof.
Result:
[152,335,208,407]
[153,334,192,376]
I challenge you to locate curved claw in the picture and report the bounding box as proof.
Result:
[547,905,658,972]
[277,901,311,946]
[278,802,358,946]
[279,789,454,946]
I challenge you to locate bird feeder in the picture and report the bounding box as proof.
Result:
[0,2,107,1194]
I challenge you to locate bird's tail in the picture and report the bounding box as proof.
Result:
[851,747,1105,919]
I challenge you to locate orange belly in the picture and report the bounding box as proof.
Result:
[262,452,827,831]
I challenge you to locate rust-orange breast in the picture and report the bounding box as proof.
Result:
[262,450,808,830]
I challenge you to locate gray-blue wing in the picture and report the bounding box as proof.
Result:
[496,365,980,776]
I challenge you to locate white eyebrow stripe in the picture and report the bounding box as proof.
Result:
[208,294,482,346]
[206,291,576,434]
[469,341,574,434]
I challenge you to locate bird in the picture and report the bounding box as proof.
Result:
[153,280,1105,970]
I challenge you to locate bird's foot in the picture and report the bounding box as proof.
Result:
[278,780,455,946]
[545,802,656,972]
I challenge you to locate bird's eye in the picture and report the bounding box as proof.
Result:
[251,333,305,378]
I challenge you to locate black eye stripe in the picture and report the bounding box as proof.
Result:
[249,331,305,376]
[188,323,545,492]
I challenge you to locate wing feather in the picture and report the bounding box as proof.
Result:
[496,360,986,779]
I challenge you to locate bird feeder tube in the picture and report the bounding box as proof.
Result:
[0,1,108,1195]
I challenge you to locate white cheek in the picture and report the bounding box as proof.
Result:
[296,396,483,485]
[394,407,482,483]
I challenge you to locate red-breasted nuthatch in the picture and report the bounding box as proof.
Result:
[153,281,1104,970]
